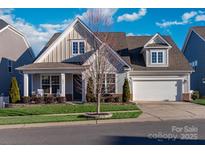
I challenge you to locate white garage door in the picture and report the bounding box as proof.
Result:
[132,80,182,101]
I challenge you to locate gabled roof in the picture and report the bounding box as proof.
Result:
[119,35,192,71]
[144,33,172,48]
[0,19,8,30]
[182,26,205,53]
[192,26,205,40]
[0,19,34,61]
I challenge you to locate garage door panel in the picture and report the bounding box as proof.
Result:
[133,80,182,101]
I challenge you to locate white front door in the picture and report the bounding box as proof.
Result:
[132,80,182,101]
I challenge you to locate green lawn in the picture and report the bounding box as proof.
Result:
[0,111,142,125]
[0,103,139,117]
[192,99,205,105]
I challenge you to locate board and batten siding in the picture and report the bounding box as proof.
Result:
[42,28,93,63]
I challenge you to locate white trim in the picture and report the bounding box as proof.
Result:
[131,77,184,81]
[144,33,172,48]
[40,74,61,95]
[0,25,8,33]
[150,49,166,65]
[71,39,86,56]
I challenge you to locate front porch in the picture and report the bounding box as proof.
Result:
[17,62,88,102]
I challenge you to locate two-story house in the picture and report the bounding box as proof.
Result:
[183,26,205,97]
[17,18,192,102]
[0,19,35,96]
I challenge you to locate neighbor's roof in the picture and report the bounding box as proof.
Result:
[17,62,89,71]
[121,35,192,71]
[192,26,205,40]
[0,19,8,30]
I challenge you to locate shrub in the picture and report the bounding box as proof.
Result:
[21,96,30,104]
[104,96,115,103]
[86,77,95,102]
[34,97,44,104]
[122,78,131,102]
[9,77,20,103]
[44,95,55,104]
[114,96,121,102]
[56,97,66,103]
[191,91,200,100]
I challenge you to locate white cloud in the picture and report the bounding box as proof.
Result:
[117,8,147,22]
[0,9,72,55]
[126,33,135,36]
[156,10,205,28]
[77,8,118,25]
[195,15,205,21]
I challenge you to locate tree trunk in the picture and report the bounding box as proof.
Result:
[97,93,101,114]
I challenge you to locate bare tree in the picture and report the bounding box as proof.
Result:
[81,9,121,114]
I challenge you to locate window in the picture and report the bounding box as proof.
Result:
[72,40,85,55]
[8,60,12,73]
[151,50,165,64]
[97,73,116,94]
[107,74,116,93]
[41,75,60,94]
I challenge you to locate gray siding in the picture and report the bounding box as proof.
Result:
[184,31,205,96]
[32,74,40,92]
[0,28,34,96]
[65,74,73,94]
[116,72,127,94]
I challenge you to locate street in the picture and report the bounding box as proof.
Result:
[0,119,205,144]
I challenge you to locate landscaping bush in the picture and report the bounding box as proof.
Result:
[122,78,130,102]
[44,95,55,104]
[191,91,200,100]
[34,97,44,104]
[114,96,121,102]
[21,96,30,104]
[9,77,20,103]
[86,77,95,102]
[104,96,115,103]
[56,97,66,103]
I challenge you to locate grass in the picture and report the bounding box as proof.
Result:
[192,99,205,105]
[0,111,142,125]
[0,103,139,117]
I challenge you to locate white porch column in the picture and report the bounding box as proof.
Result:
[24,73,29,96]
[61,73,65,97]
[187,74,191,92]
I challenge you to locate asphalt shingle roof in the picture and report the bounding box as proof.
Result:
[192,26,205,40]
[0,19,8,30]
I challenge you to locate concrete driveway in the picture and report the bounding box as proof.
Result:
[136,101,205,121]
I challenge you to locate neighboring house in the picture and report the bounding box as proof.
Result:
[17,18,192,102]
[183,26,205,96]
[0,19,35,96]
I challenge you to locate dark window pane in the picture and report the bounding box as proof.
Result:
[158,52,163,63]
[42,76,50,84]
[152,52,157,63]
[107,84,115,93]
[51,76,60,84]
[42,85,50,94]
[52,85,60,94]
[72,42,78,54]
[107,74,115,84]
[79,42,85,53]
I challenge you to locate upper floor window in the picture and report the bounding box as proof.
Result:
[72,40,85,55]
[8,60,13,73]
[151,50,165,64]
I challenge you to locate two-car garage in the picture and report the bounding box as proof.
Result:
[132,79,183,101]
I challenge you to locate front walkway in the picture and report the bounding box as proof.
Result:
[136,101,205,121]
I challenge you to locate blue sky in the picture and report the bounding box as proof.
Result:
[0,8,205,55]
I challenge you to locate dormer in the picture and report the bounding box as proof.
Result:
[142,33,172,67]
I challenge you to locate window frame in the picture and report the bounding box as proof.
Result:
[150,50,166,64]
[71,40,85,56]
[40,74,61,95]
